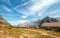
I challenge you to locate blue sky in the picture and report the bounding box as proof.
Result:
[0,0,60,25]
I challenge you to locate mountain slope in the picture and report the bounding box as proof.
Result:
[39,16,58,27]
[0,16,10,27]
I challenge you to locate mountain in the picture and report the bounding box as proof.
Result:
[17,16,59,28]
[56,18,60,22]
[41,16,58,23]
[18,22,39,28]
[42,22,60,28]
[0,16,10,27]
[39,16,58,27]
[39,16,60,29]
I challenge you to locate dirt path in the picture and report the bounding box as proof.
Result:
[24,29,60,38]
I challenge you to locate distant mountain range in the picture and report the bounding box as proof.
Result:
[18,16,60,28]
[18,22,39,28]
[0,15,60,28]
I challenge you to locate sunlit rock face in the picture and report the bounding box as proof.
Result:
[42,22,60,28]
[0,16,10,27]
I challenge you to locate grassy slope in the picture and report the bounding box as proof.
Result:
[0,27,60,38]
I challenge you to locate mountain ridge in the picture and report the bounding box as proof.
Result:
[0,16,11,27]
[18,16,60,28]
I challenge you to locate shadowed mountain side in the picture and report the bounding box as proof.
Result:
[39,16,58,28]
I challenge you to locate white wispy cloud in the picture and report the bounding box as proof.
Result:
[21,15,28,18]
[49,9,60,18]
[52,10,60,14]
[1,5,13,12]
[14,0,33,18]
[15,0,59,18]
[15,0,32,9]
[0,5,15,17]
[8,20,18,25]
[54,15,60,18]
[17,20,29,24]
[0,0,12,6]
[27,0,58,16]
[0,0,8,2]
[8,20,30,25]
[0,14,14,16]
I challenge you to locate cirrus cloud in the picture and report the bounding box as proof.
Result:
[15,0,59,18]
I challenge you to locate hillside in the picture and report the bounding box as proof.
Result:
[0,16,10,27]
[42,22,60,27]
[42,22,60,30]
